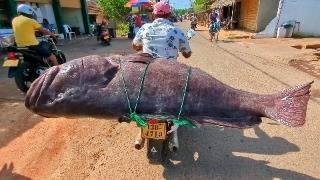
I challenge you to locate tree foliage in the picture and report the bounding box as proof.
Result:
[192,0,211,13]
[97,0,131,22]
[174,9,188,16]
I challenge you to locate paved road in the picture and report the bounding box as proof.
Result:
[0,22,319,179]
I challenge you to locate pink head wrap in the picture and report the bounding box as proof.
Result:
[153,1,171,15]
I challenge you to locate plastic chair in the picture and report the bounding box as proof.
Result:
[63,25,76,40]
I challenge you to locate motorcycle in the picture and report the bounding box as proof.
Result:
[191,22,197,31]
[119,29,195,164]
[119,116,179,164]
[2,35,66,93]
[209,21,221,42]
[100,30,111,46]
[96,24,111,46]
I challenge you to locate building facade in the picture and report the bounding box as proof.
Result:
[0,0,90,34]
[258,0,320,37]
[211,0,279,32]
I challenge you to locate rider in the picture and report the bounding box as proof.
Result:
[190,13,198,29]
[132,1,192,59]
[209,10,218,24]
[12,4,58,65]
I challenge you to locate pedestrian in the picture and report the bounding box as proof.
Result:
[132,1,192,59]
[126,13,134,39]
[107,18,116,38]
[42,18,51,31]
[134,14,142,36]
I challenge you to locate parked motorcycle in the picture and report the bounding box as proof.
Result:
[2,35,66,93]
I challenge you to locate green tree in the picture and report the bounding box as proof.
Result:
[192,0,211,13]
[174,9,188,16]
[97,0,131,22]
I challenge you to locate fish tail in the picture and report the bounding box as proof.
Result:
[264,81,313,127]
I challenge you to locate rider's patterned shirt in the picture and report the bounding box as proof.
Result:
[133,18,191,59]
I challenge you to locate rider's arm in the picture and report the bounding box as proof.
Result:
[30,19,55,36]
[178,30,192,59]
[132,44,142,51]
[132,25,145,51]
[182,51,192,58]
[37,27,55,36]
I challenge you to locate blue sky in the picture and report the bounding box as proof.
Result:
[170,0,192,9]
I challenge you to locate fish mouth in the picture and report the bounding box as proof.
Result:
[25,66,60,113]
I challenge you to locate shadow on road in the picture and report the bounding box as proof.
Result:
[162,126,316,179]
[0,162,31,180]
[0,100,43,149]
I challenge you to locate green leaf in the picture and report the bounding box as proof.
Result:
[97,0,131,22]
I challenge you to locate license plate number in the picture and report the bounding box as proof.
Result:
[2,59,19,67]
[104,36,109,40]
[142,123,166,140]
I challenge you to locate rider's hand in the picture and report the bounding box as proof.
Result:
[132,44,142,51]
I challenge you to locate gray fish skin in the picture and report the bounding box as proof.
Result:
[25,54,312,128]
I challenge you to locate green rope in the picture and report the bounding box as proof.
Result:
[173,118,196,128]
[119,61,133,114]
[133,63,150,113]
[172,67,196,128]
[119,60,148,127]
[119,59,195,129]
[130,112,147,127]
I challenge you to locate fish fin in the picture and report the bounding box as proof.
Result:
[265,81,313,127]
[191,116,262,129]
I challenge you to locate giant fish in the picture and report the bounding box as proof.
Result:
[25,53,313,128]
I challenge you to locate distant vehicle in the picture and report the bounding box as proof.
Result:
[169,16,178,23]
[209,21,221,42]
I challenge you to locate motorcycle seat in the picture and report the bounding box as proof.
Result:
[17,47,38,54]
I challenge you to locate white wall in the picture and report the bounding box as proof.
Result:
[278,0,320,36]
[62,8,85,33]
[257,0,320,37]
[39,4,57,27]
[256,0,279,32]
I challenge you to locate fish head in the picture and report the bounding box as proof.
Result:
[25,55,120,117]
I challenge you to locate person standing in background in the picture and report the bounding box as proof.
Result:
[126,13,134,39]
[134,14,142,36]
[107,18,116,38]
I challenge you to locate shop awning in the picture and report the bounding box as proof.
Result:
[88,0,102,15]
[211,0,238,8]
[125,0,153,8]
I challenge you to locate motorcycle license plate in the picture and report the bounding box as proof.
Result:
[2,59,19,67]
[142,123,166,140]
[104,36,109,40]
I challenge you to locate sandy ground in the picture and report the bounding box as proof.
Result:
[0,22,319,179]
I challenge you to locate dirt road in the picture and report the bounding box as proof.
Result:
[0,22,319,179]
